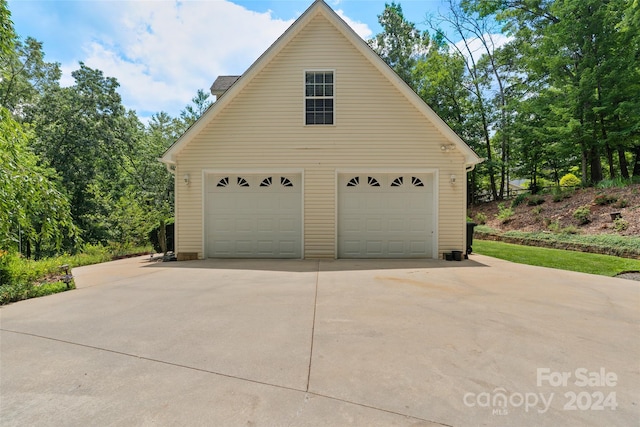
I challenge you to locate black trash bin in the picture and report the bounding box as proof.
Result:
[466,222,477,255]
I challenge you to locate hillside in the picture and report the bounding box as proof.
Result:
[468,184,640,237]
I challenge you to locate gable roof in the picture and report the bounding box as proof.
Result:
[161,0,482,167]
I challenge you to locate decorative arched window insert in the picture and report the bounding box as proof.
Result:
[391,176,403,187]
[367,177,380,187]
[216,177,229,187]
[346,176,360,187]
[237,177,250,187]
[260,177,272,187]
[411,177,424,187]
[281,177,294,187]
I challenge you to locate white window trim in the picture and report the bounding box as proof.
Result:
[303,69,336,126]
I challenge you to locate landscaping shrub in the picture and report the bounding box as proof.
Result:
[614,199,628,208]
[474,212,487,225]
[613,218,629,232]
[559,173,581,187]
[511,193,528,208]
[573,205,592,225]
[560,226,580,235]
[547,220,560,232]
[596,177,632,188]
[0,243,151,305]
[496,203,515,224]
[593,194,618,205]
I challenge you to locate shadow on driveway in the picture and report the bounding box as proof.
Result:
[141,257,491,273]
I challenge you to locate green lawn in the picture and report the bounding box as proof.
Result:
[473,239,640,277]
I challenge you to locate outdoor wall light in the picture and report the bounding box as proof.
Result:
[441,144,456,152]
[184,174,190,185]
[450,174,457,184]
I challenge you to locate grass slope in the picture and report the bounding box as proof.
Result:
[474,240,640,277]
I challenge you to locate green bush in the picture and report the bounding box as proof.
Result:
[511,193,529,208]
[496,203,515,224]
[615,199,628,208]
[573,205,592,225]
[0,243,151,305]
[474,212,487,225]
[596,177,633,189]
[560,226,580,235]
[613,218,629,232]
[593,194,618,205]
[547,220,560,232]
[560,173,581,187]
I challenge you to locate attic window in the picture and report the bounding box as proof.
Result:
[305,71,334,125]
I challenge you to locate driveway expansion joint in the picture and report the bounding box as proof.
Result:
[306,260,320,392]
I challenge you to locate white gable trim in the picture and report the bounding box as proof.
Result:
[160,0,482,167]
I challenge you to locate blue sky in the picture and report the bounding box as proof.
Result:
[8,0,451,120]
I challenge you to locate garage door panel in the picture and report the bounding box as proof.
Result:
[257,241,274,253]
[387,218,404,232]
[279,218,298,232]
[279,240,296,255]
[365,218,383,232]
[410,240,427,254]
[365,241,383,255]
[235,240,254,255]
[388,241,405,255]
[338,173,434,258]
[206,174,302,258]
[409,218,429,233]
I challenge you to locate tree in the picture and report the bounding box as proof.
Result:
[467,0,640,184]
[369,2,429,89]
[178,88,212,133]
[0,0,15,56]
[0,107,76,256]
[0,37,61,116]
[426,1,509,200]
[30,63,133,243]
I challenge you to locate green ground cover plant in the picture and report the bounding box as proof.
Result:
[0,244,153,305]
[474,240,640,277]
[474,225,640,258]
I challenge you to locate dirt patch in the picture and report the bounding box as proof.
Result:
[469,185,640,237]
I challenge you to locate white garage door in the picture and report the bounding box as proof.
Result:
[338,173,434,258]
[206,174,302,258]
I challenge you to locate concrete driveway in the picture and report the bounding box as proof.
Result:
[1,255,638,426]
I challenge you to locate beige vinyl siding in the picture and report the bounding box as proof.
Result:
[175,14,467,258]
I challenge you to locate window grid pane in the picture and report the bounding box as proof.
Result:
[305,71,334,125]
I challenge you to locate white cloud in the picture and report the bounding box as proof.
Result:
[453,33,511,64]
[58,1,372,120]
[335,9,372,39]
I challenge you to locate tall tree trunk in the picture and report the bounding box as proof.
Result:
[618,149,630,179]
[605,143,615,179]
[581,149,588,186]
[589,147,603,184]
